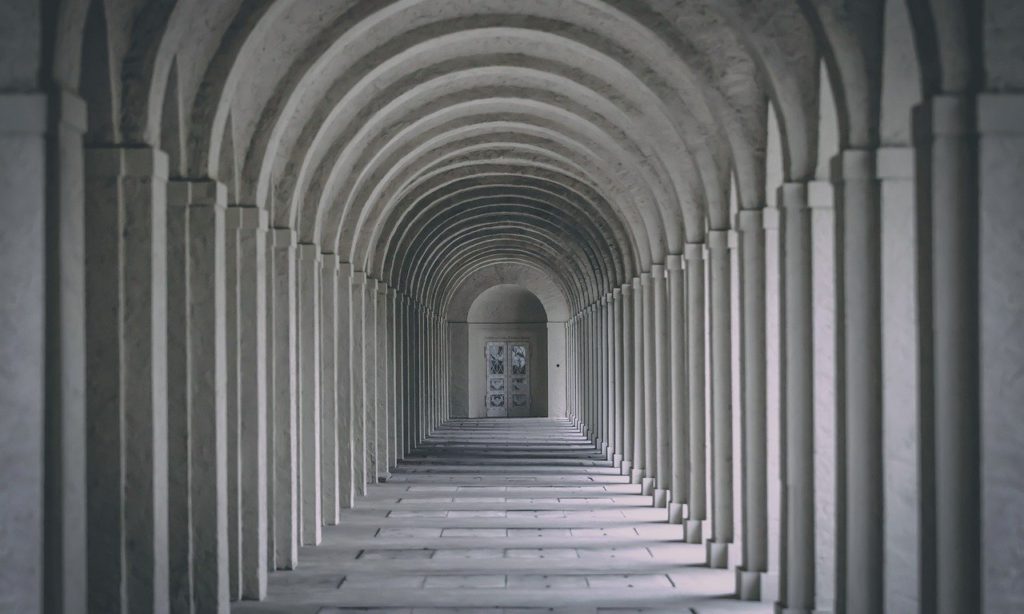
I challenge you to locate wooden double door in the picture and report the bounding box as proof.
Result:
[484,340,531,417]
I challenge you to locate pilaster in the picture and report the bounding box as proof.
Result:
[684,243,707,544]
[666,254,687,525]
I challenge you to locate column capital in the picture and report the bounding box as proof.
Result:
[876,147,915,180]
[224,205,266,230]
[651,263,666,277]
[666,254,683,270]
[270,227,295,248]
[735,208,764,232]
[296,242,320,262]
[762,207,780,230]
[927,94,974,136]
[707,229,729,249]
[613,287,622,297]
[621,282,632,293]
[684,243,705,262]
[778,182,809,209]
[808,181,835,210]
[366,277,379,292]
[979,93,1024,134]
[183,179,226,206]
[351,271,367,286]
[338,261,353,277]
[633,277,642,290]
[832,148,876,180]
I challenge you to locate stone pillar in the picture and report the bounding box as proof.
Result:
[778,183,814,613]
[1,90,88,614]
[336,264,354,509]
[188,183,229,612]
[706,230,733,569]
[223,207,243,602]
[613,288,624,467]
[296,245,322,545]
[365,278,378,482]
[685,244,707,543]
[269,228,298,568]
[376,282,390,479]
[977,92,1024,614]
[390,289,402,464]
[837,149,883,614]
[349,273,367,496]
[620,283,634,478]
[602,296,611,455]
[764,207,783,602]
[736,208,768,601]
[927,94,978,614]
[631,277,645,485]
[653,265,670,508]
[877,146,922,613]
[642,272,657,497]
[84,146,170,613]
[165,180,193,612]
[227,206,268,600]
[263,232,276,573]
[320,255,339,525]
[667,254,688,525]
[808,180,838,612]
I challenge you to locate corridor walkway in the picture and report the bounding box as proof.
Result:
[234,419,768,613]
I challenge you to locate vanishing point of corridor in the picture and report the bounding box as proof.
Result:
[235,419,763,614]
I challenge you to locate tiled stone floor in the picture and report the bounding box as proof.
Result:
[234,418,770,614]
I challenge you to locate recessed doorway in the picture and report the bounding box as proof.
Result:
[485,340,531,417]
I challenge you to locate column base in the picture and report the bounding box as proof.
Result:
[736,568,762,601]
[774,606,816,614]
[620,460,632,477]
[653,488,669,508]
[377,474,390,483]
[706,540,730,569]
[605,445,614,462]
[683,519,704,543]
[667,502,684,524]
[641,477,655,496]
[630,468,644,485]
[612,453,623,468]
[759,572,780,604]
[600,440,609,454]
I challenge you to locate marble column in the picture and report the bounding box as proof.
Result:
[223,207,243,602]
[598,298,607,449]
[685,244,708,544]
[228,206,268,600]
[365,278,378,483]
[84,146,170,613]
[976,92,1024,614]
[877,146,921,613]
[621,283,634,478]
[296,245,322,545]
[631,277,645,486]
[188,183,229,612]
[336,264,354,509]
[653,264,670,507]
[165,179,193,612]
[349,272,366,497]
[1,90,88,614]
[808,180,837,611]
[706,230,733,569]
[390,289,402,465]
[928,94,977,614]
[376,282,390,480]
[320,255,339,525]
[269,228,298,568]
[642,272,657,497]
[613,288,625,468]
[778,183,814,613]
[667,255,687,525]
[736,208,768,601]
[838,149,883,614]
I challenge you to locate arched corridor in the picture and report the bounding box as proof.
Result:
[1,1,1023,613]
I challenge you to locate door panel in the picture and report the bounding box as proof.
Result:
[484,340,530,417]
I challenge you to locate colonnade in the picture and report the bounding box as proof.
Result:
[76,170,453,610]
